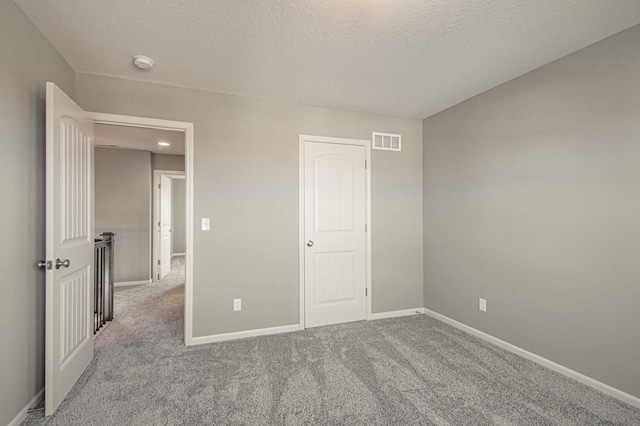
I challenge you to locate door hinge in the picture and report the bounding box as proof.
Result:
[365,223,367,233]
[158,183,161,189]
[365,160,367,169]
[157,260,160,265]
[365,288,368,296]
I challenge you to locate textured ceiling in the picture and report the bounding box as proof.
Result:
[95,124,185,155]
[14,0,640,119]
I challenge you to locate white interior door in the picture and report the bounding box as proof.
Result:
[304,141,367,328]
[45,82,94,415]
[159,175,172,279]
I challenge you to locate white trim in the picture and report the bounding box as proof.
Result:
[370,308,424,320]
[88,112,195,346]
[114,279,152,287]
[7,388,44,426]
[171,252,186,257]
[423,308,640,409]
[298,135,372,330]
[298,138,304,328]
[190,324,300,345]
[153,169,185,282]
[90,112,191,132]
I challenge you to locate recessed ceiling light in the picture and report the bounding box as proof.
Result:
[133,55,154,71]
[158,141,170,147]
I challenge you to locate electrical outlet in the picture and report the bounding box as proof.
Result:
[201,218,210,231]
[479,298,487,313]
[233,298,241,312]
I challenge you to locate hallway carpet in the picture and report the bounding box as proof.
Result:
[25,260,640,425]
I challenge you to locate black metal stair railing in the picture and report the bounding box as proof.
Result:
[94,232,115,333]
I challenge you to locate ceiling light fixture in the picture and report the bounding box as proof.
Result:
[133,55,154,71]
[158,141,170,146]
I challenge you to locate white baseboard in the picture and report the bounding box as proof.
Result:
[171,253,185,257]
[370,308,425,320]
[114,279,152,287]
[7,388,44,426]
[422,308,640,409]
[189,324,300,346]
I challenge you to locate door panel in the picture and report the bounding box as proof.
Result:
[315,157,356,233]
[46,82,94,416]
[304,141,366,328]
[159,175,172,279]
[314,251,357,303]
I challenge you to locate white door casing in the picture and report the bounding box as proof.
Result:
[301,137,370,328]
[45,82,94,416]
[159,175,172,279]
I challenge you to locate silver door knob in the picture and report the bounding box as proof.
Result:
[55,258,70,269]
[307,240,314,247]
[37,260,47,269]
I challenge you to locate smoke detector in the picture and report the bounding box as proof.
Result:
[133,55,154,71]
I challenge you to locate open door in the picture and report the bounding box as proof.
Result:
[45,82,94,415]
[159,175,172,279]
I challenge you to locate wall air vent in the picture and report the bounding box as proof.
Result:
[372,132,401,151]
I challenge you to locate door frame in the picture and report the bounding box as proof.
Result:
[298,134,372,330]
[153,170,185,281]
[89,112,195,345]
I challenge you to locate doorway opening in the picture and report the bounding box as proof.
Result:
[91,113,194,346]
[153,170,186,282]
[44,83,196,416]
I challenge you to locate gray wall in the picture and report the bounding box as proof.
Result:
[95,148,152,283]
[152,153,185,172]
[422,25,640,398]
[0,0,76,423]
[75,74,424,337]
[172,179,186,255]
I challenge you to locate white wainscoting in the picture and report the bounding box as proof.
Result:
[190,324,300,345]
[7,388,44,426]
[370,308,425,320]
[114,279,152,287]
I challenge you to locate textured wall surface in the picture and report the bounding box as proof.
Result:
[14,1,640,118]
[423,25,640,398]
[95,148,152,283]
[75,73,424,337]
[0,0,76,423]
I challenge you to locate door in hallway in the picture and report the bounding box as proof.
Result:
[303,139,367,328]
[44,82,95,415]
[159,175,172,279]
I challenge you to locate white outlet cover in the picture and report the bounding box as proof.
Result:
[201,218,210,231]
[233,298,241,311]
[479,298,487,312]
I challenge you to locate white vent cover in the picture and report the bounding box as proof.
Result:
[372,132,401,151]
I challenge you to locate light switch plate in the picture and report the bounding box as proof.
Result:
[201,218,210,231]
[479,298,487,312]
